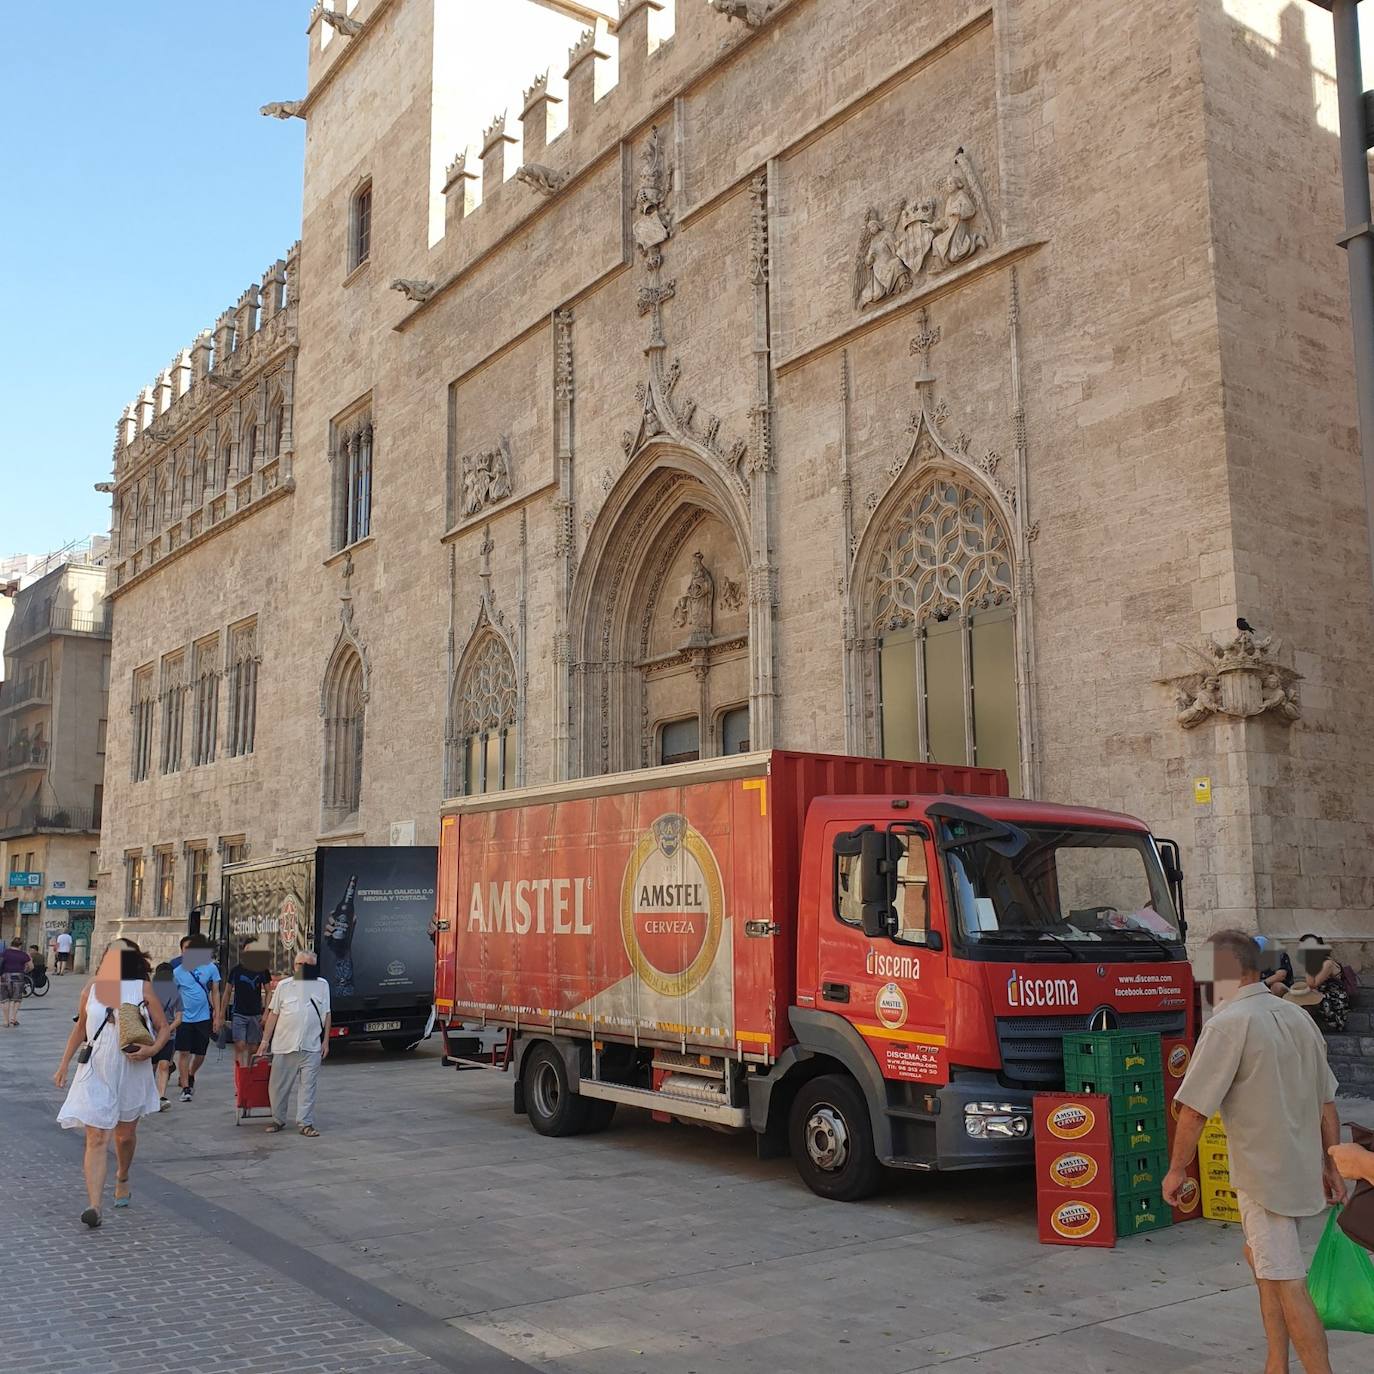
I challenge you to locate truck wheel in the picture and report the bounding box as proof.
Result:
[380,1037,419,1053]
[523,1043,594,1137]
[788,1074,883,1202]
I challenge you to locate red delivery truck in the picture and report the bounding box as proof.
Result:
[434,750,1193,1200]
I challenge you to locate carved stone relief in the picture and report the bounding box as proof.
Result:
[853,148,990,311]
[390,278,436,303]
[633,125,674,268]
[1166,628,1302,728]
[709,0,776,26]
[515,163,568,196]
[671,551,715,637]
[461,437,513,515]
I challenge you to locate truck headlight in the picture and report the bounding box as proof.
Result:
[964,1102,1029,1140]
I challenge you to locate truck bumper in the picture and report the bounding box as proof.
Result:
[933,1076,1035,1171]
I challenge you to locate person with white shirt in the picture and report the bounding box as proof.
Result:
[257,950,331,1137]
[55,930,73,974]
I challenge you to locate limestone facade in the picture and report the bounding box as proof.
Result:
[98,0,1374,960]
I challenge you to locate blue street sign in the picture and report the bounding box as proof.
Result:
[7,872,42,888]
[45,895,95,910]
[18,900,40,915]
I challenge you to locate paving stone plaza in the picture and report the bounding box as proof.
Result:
[2,978,1367,1374]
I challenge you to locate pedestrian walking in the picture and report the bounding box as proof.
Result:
[1164,930,1345,1374]
[54,929,73,974]
[52,939,169,1228]
[1,937,32,1025]
[172,934,222,1103]
[222,936,272,1068]
[149,962,182,1108]
[257,950,331,1138]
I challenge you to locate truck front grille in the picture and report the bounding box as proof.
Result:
[995,1010,1186,1089]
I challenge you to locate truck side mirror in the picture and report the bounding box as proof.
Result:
[858,830,896,938]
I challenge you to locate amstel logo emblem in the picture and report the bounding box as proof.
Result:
[1046,1103,1096,1140]
[1050,1200,1103,1240]
[1167,1043,1191,1079]
[1049,1153,1098,1189]
[620,813,725,998]
[875,982,908,1029]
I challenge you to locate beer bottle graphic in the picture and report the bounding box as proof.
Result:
[323,874,358,995]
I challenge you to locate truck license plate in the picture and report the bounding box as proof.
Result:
[365,1020,402,1032]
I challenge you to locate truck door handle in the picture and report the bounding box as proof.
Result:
[821,982,850,1004]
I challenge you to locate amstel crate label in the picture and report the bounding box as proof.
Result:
[1034,1092,1110,1148]
[1046,1102,1097,1140]
[1049,1199,1107,1240]
[1047,1151,1100,1189]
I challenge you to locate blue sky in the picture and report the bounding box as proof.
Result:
[0,3,305,558]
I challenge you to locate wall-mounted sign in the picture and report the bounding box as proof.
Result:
[45,895,96,910]
[1193,777,1212,805]
[51,880,66,890]
[7,872,42,888]
[18,901,40,915]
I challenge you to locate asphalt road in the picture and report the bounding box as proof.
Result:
[1,975,1367,1374]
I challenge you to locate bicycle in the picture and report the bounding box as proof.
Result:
[21,971,50,998]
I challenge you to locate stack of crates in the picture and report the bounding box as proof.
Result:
[1034,1091,1117,1248]
[1062,1029,1173,1239]
[1198,1113,1238,1222]
[1162,1035,1202,1223]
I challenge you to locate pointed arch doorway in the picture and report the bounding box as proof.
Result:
[569,447,754,777]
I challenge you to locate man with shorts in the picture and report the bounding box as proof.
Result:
[222,936,271,1067]
[1164,930,1345,1374]
[172,934,222,1102]
[1,938,31,1027]
[54,929,73,974]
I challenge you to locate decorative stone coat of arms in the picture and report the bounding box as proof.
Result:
[1165,627,1301,728]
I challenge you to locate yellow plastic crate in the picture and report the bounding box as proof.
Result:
[1200,1114,1228,1149]
[1203,1184,1241,1224]
[1198,1149,1231,1188]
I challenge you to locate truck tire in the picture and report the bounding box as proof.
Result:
[523,1043,596,1137]
[788,1073,883,1202]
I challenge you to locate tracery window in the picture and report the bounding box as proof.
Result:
[332,413,373,550]
[452,634,518,795]
[131,666,156,782]
[322,645,365,824]
[191,635,219,767]
[268,398,285,459]
[868,476,1020,782]
[226,620,258,757]
[160,650,185,775]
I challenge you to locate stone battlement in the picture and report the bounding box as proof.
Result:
[114,244,300,466]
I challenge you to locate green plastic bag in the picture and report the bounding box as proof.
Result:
[1308,1206,1374,1334]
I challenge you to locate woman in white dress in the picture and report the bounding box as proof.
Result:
[53,940,170,1228]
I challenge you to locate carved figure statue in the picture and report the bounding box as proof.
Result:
[854,211,912,310]
[671,551,715,636]
[390,279,436,304]
[899,198,938,277]
[515,163,568,196]
[260,101,304,121]
[720,577,745,612]
[1176,676,1222,729]
[320,9,363,36]
[935,153,987,267]
[1260,673,1301,723]
[708,0,776,25]
[461,439,514,516]
[633,126,673,266]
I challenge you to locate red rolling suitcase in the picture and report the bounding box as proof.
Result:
[233,1059,272,1124]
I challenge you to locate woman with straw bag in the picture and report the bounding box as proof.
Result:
[53,939,170,1228]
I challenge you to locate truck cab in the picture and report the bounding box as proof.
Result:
[776,795,1191,1196]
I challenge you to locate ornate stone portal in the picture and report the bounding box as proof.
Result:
[1167,628,1302,728]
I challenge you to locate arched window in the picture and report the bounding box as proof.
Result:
[241,414,257,477]
[348,178,372,272]
[868,475,1020,781]
[268,398,285,458]
[322,646,365,824]
[219,433,234,487]
[451,633,517,795]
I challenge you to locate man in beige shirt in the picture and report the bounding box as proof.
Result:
[1164,930,1345,1374]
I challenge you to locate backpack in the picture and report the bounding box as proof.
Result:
[1340,962,1361,998]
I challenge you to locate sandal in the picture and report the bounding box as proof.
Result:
[264,1121,285,1133]
[299,1124,320,1137]
[113,1176,131,1208]
[80,1207,101,1229]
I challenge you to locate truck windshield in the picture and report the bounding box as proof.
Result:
[942,824,1182,947]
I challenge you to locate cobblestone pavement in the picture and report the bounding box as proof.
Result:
[2,978,1368,1374]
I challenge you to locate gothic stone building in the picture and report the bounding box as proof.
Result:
[99,0,1374,957]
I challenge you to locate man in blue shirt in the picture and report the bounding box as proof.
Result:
[172,935,222,1102]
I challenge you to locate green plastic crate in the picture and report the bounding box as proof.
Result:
[1116,1188,1173,1237]
[1115,1148,1168,1195]
[1063,1030,1162,1082]
[1111,1109,1167,1154]
[1065,1069,1167,1119]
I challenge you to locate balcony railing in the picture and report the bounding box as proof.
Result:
[0,742,49,775]
[0,802,99,839]
[0,684,51,715]
[6,605,112,650]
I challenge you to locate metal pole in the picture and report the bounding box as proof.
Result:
[1331,0,1374,597]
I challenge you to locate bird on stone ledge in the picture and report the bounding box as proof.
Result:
[1236,617,1256,634]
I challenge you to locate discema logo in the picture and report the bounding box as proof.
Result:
[620,813,725,998]
[1006,969,1080,1010]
